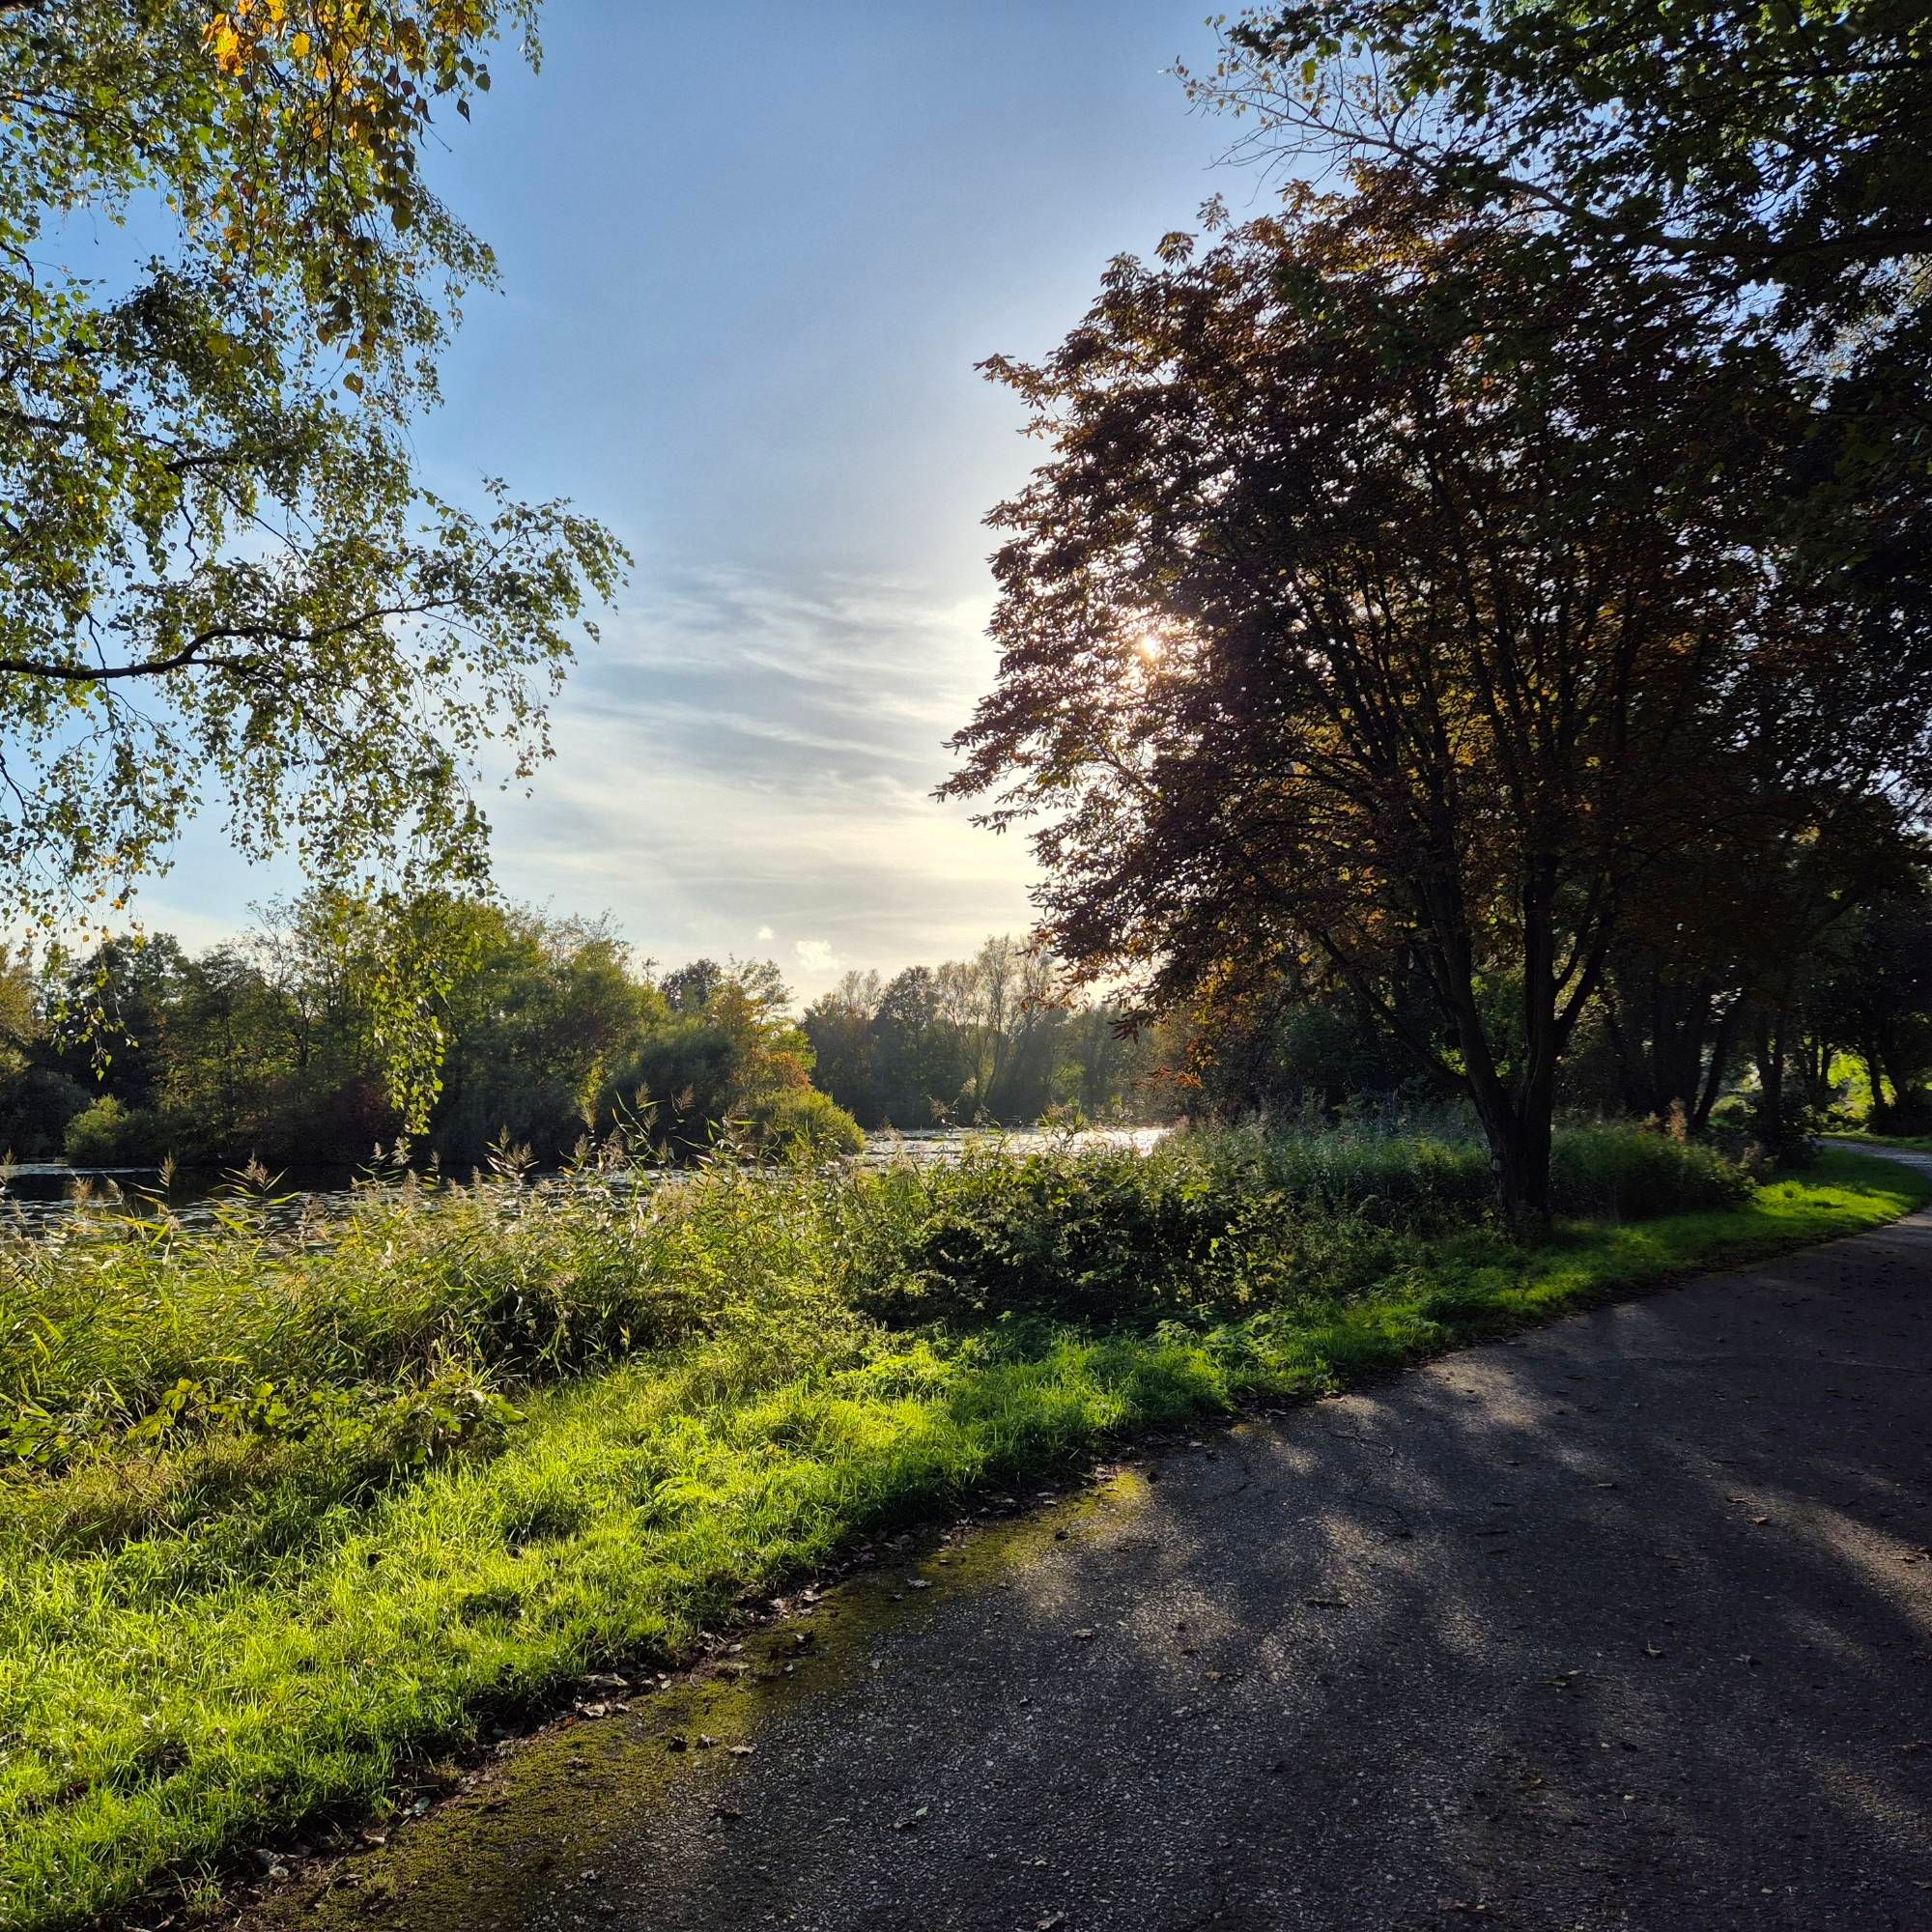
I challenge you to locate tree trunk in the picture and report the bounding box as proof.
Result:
[1861,1041,1888,1118]
[1876,1032,1915,1121]
[1393,848,1586,1240]
[1484,1094,1554,1238]
[1754,1007,1790,1152]
[1605,958,1732,1128]
[1692,997,1742,1131]
[1601,992,1649,1117]
[1457,870,1561,1239]
[1439,989,1557,1237]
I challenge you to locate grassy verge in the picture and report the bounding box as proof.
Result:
[1821,1129,1932,1153]
[0,1138,1922,1931]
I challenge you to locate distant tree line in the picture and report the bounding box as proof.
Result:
[9,878,1928,1175]
[0,902,1163,1172]
[802,935,1159,1131]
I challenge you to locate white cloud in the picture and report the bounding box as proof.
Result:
[484,559,1040,983]
[593,570,994,732]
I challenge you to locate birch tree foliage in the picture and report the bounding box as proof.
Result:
[0,1,628,955]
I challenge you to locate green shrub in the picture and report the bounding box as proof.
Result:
[1548,1122,1759,1218]
[61,1095,163,1165]
[846,1138,1402,1326]
[738,1084,866,1157]
[846,1121,1754,1327]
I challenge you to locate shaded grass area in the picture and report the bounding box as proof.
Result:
[0,1137,1922,1931]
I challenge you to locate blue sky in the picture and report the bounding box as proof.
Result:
[151,1,1251,998]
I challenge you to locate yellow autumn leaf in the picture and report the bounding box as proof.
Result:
[208,19,243,73]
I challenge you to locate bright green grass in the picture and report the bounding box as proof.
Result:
[0,1147,1922,1931]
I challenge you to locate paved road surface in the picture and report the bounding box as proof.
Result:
[275,1152,1932,1932]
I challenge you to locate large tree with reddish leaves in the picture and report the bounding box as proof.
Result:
[943,186,1932,1228]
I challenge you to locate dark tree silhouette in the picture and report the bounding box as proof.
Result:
[945,185,1932,1227]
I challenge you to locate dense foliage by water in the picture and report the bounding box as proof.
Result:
[0,903,1159,1177]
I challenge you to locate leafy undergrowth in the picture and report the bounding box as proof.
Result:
[0,1134,1921,1931]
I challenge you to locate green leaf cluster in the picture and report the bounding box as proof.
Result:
[0,2,627,1016]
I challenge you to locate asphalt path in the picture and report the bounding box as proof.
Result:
[270,1150,1932,1932]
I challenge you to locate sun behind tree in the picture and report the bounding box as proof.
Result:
[945,182,1932,1228]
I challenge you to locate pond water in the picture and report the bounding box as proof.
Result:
[0,1127,1169,1243]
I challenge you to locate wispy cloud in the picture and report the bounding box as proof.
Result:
[596,570,993,726]
[488,562,1037,998]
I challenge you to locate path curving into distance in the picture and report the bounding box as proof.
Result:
[253,1149,1932,1932]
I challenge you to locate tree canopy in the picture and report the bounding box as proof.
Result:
[1184,0,1932,325]
[0,0,626,942]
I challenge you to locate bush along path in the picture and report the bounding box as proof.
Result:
[0,1132,1924,1930]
